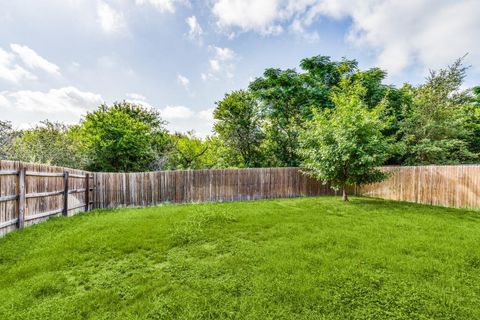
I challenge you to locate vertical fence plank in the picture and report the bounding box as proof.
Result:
[85,173,90,212]
[17,167,26,229]
[63,171,69,216]
[2,162,480,237]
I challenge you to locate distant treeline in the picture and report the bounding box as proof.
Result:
[1,55,479,172]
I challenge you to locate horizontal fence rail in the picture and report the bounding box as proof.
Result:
[1,161,479,236]
[0,161,93,236]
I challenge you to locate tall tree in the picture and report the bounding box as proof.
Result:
[213,90,264,167]
[80,102,169,172]
[250,55,395,167]
[398,58,478,164]
[299,79,391,201]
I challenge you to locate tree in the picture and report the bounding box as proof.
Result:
[299,80,391,201]
[6,120,87,168]
[164,131,213,169]
[463,86,480,155]
[398,58,478,164]
[249,55,398,167]
[80,102,169,172]
[213,90,264,167]
[0,120,15,159]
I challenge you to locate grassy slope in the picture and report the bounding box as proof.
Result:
[0,197,479,320]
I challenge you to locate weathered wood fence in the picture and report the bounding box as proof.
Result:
[1,161,479,236]
[0,161,93,236]
[358,165,480,209]
[93,167,334,209]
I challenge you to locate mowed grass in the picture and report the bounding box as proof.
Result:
[1,197,480,319]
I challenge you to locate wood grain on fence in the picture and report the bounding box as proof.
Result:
[0,160,92,236]
[2,161,479,236]
[358,165,480,209]
[93,167,335,209]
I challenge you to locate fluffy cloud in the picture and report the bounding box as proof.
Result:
[126,92,147,101]
[135,0,188,13]
[0,87,103,126]
[309,0,480,74]
[177,74,190,89]
[160,106,214,136]
[9,44,60,76]
[211,0,480,75]
[0,44,61,84]
[202,46,236,81]
[0,48,36,84]
[186,16,203,41]
[160,105,194,120]
[212,0,283,35]
[97,1,127,35]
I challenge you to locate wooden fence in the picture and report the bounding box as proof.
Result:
[93,167,334,209]
[358,165,480,209]
[1,161,479,236]
[0,161,93,236]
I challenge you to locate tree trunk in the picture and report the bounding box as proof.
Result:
[342,185,348,201]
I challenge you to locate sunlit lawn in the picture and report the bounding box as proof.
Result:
[0,196,479,319]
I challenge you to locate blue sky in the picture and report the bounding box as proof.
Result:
[1,0,479,136]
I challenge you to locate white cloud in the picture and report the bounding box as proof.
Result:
[0,87,103,125]
[209,59,220,72]
[0,48,36,84]
[213,46,235,61]
[211,0,480,75]
[212,0,283,35]
[126,93,147,101]
[303,0,480,75]
[186,16,203,41]
[159,106,214,137]
[202,46,236,81]
[135,0,188,13]
[0,48,37,84]
[160,105,194,120]
[9,44,60,75]
[97,1,127,35]
[177,74,190,89]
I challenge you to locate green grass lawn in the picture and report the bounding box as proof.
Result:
[1,197,479,319]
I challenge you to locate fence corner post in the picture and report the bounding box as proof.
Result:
[63,171,69,216]
[17,166,26,229]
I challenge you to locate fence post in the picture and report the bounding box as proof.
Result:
[85,173,90,212]
[63,171,69,216]
[17,167,26,229]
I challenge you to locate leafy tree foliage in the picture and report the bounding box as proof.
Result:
[0,120,15,159]
[213,90,264,167]
[299,80,391,201]
[397,59,478,164]
[164,131,213,169]
[1,55,478,173]
[6,121,87,168]
[79,102,169,172]
[249,56,359,166]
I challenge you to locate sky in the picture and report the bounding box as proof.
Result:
[1,0,479,137]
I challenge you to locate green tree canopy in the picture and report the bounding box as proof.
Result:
[299,79,391,201]
[0,120,14,160]
[164,131,213,170]
[80,101,169,172]
[6,120,87,168]
[398,58,478,164]
[213,90,264,167]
